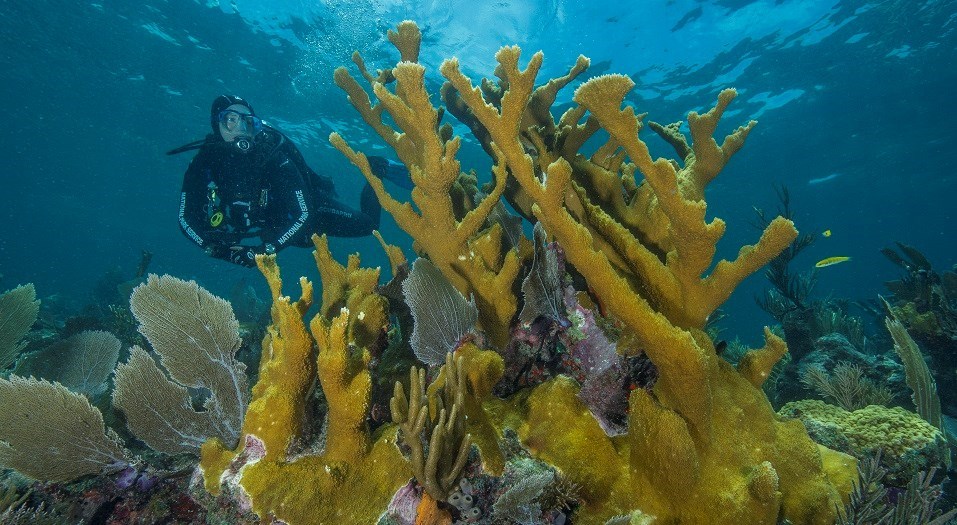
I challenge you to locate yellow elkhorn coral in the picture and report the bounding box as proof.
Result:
[329,22,854,524]
[198,253,410,524]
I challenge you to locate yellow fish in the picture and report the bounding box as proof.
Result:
[822,229,831,237]
[815,256,850,268]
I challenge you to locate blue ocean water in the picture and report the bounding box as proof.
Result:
[0,0,954,344]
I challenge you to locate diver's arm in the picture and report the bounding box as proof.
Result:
[261,153,311,253]
[178,154,229,257]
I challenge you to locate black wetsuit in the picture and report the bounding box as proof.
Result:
[178,128,381,265]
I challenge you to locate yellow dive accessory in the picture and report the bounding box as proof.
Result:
[210,211,224,227]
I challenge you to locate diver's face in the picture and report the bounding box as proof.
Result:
[218,104,258,142]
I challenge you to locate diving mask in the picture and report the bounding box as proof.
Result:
[218,109,263,139]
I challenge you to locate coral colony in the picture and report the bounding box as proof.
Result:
[1,21,954,525]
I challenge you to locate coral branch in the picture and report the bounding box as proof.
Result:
[333,44,524,348]
[312,308,372,463]
[391,353,471,501]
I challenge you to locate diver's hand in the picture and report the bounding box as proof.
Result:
[228,246,260,268]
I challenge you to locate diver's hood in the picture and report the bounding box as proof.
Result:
[210,95,255,134]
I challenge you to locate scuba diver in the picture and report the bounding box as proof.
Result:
[170,95,411,267]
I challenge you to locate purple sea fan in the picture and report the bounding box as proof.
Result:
[492,223,577,393]
[496,325,546,396]
[577,363,629,435]
[565,299,618,380]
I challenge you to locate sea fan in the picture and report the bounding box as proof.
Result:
[0,376,130,481]
[402,258,477,366]
[488,201,525,251]
[124,274,249,448]
[519,222,569,328]
[0,284,39,370]
[14,330,121,397]
[566,296,629,435]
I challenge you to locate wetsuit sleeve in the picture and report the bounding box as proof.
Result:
[178,153,221,254]
[261,153,312,251]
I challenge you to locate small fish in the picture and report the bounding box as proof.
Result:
[822,229,831,237]
[808,173,842,185]
[815,256,851,268]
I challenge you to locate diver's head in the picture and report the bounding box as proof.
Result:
[210,95,262,149]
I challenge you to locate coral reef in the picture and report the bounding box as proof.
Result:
[0,276,254,520]
[0,463,208,524]
[327,20,854,524]
[880,243,957,415]
[779,400,949,486]
[838,452,956,525]
[197,238,411,524]
[0,20,876,525]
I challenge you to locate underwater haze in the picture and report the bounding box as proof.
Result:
[1,1,955,340]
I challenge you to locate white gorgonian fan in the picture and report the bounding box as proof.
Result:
[402,258,478,366]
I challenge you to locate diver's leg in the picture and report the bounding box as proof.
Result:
[359,182,382,229]
[295,183,381,241]
[368,156,412,189]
